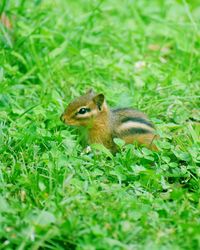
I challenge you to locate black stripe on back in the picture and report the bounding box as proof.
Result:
[112,108,135,112]
[121,117,154,128]
[121,127,152,136]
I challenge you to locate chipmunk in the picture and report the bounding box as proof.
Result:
[61,89,158,153]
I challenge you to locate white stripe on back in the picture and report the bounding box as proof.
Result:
[117,121,154,133]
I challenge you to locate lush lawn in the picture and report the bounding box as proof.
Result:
[0,0,200,249]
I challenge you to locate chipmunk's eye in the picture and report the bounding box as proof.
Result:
[78,108,90,115]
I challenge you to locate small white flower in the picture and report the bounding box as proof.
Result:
[159,57,167,64]
[134,61,146,70]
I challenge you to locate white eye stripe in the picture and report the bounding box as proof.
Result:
[77,106,87,111]
[76,113,91,118]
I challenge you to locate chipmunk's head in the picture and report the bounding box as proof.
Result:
[61,89,108,126]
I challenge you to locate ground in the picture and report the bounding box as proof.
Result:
[0,0,200,249]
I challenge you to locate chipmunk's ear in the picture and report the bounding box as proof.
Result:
[93,93,105,111]
[86,88,94,95]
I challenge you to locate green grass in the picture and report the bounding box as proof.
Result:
[0,0,200,249]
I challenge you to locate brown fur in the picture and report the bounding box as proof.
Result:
[122,134,158,151]
[61,90,158,153]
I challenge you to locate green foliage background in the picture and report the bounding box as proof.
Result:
[0,0,200,249]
